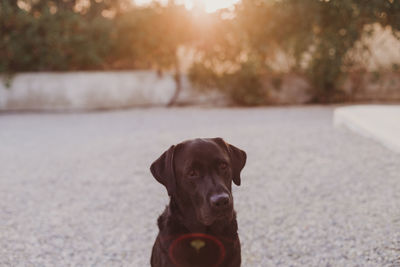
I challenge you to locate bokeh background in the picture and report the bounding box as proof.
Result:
[1,1,400,266]
[1,0,400,108]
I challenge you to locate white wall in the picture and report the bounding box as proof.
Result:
[0,71,176,111]
[1,70,397,111]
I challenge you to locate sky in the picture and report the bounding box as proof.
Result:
[133,0,240,13]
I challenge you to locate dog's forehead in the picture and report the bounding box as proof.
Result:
[177,138,227,160]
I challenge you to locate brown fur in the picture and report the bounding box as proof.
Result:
[150,138,246,267]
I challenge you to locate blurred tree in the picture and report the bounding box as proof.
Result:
[190,0,400,104]
[2,0,399,104]
[0,0,192,105]
[112,2,193,105]
[0,0,114,72]
[280,0,400,101]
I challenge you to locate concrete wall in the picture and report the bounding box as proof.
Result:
[0,71,177,111]
[0,71,229,111]
[1,70,398,111]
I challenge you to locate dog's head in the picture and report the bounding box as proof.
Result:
[150,138,246,226]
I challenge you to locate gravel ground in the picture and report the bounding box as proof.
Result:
[0,107,399,266]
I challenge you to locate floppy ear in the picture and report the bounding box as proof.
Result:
[228,144,247,186]
[213,138,247,186]
[150,145,176,196]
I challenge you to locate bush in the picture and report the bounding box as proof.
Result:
[1,0,400,104]
[190,61,267,106]
[0,0,192,73]
[189,0,400,104]
[0,1,113,72]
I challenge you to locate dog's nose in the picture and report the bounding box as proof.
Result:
[210,193,230,209]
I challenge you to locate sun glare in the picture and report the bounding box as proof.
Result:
[185,0,240,13]
[134,0,240,13]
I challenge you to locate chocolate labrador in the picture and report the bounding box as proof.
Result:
[150,138,246,267]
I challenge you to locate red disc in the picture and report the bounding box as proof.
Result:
[168,233,225,267]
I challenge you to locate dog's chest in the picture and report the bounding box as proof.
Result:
[155,231,240,267]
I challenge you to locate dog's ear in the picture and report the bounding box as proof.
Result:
[227,143,247,186]
[150,145,176,196]
[213,138,247,186]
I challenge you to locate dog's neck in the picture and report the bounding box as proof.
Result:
[164,196,238,238]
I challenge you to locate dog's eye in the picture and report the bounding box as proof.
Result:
[219,163,228,170]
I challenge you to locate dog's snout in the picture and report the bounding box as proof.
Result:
[210,193,230,209]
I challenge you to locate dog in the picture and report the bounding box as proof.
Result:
[150,138,246,267]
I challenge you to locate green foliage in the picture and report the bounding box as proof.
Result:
[190,0,400,104]
[0,0,113,72]
[223,61,266,106]
[190,60,266,106]
[279,0,400,101]
[0,0,192,73]
[111,3,192,70]
[1,0,400,104]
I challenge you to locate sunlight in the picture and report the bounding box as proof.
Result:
[134,0,240,13]
[185,0,240,13]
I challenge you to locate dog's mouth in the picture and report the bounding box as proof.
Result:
[215,209,234,222]
[199,208,234,226]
